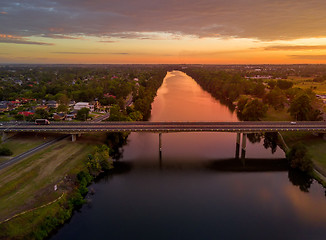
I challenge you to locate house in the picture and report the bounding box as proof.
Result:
[65,113,76,121]
[0,101,9,112]
[47,100,58,108]
[74,102,94,112]
[18,111,34,117]
[68,100,76,107]
[53,113,66,121]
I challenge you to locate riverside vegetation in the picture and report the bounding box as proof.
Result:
[0,65,169,239]
[1,64,326,239]
[183,66,326,182]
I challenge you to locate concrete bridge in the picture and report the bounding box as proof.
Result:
[1,121,326,158]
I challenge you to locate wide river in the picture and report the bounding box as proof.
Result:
[52,71,326,239]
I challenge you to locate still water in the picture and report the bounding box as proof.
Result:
[52,71,326,240]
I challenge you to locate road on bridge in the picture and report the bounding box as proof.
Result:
[1,121,326,134]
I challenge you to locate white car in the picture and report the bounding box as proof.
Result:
[290,122,296,125]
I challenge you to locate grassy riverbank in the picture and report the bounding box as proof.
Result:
[0,133,107,239]
[262,107,326,183]
[0,133,53,164]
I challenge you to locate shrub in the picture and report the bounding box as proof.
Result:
[0,147,13,156]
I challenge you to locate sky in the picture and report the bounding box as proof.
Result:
[1,0,326,64]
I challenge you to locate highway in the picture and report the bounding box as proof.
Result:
[1,121,326,134]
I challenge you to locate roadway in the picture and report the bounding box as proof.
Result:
[0,135,69,170]
[1,121,326,134]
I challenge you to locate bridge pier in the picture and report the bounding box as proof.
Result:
[241,133,247,159]
[71,134,77,142]
[235,133,241,158]
[159,133,162,152]
[1,132,16,142]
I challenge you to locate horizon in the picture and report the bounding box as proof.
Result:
[2,0,326,64]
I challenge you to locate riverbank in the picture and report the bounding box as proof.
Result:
[0,133,109,239]
[183,68,326,184]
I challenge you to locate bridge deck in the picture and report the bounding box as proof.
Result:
[1,121,326,134]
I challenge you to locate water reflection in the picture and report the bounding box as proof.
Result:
[50,71,326,240]
[288,169,313,193]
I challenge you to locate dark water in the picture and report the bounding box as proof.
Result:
[51,71,326,240]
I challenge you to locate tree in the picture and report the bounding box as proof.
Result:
[288,94,322,121]
[277,79,293,90]
[0,147,13,156]
[129,111,143,121]
[253,82,266,97]
[237,96,249,113]
[241,99,268,121]
[264,87,286,110]
[34,108,49,119]
[268,80,277,89]
[76,107,90,121]
[57,104,68,113]
[55,93,69,105]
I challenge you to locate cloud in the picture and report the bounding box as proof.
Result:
[52,52,101,54]
[0,34,53,45]
[52,52,129,55]
[111,52,129,55]
[41,34,82,40]
[1,0,326,41]
[265,45,326,51]
[289,55,326,60]
[98,40,117,43]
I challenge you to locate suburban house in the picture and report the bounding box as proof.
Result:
[47,100,58,108]
[53,112,66,121]
[0,101,8,112]
[74,102,94,112]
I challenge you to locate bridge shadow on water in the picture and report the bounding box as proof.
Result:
[96,158,316,195]
[109,157,288,173]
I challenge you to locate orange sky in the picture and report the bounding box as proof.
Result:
[1,0,326,64]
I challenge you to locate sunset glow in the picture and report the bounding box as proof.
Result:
[2,0,326,64]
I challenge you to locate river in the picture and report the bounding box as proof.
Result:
[51,71,326,240]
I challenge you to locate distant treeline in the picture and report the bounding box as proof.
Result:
[183,68,266,104]
[183,67,322,121]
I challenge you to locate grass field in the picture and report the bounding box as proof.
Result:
[287,75,326,95]
[0,134,106,223]
[262,108,292,121]
[0,133,50,164]
[262,104,326,179]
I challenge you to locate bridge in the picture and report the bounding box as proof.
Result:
[1,121,326,158]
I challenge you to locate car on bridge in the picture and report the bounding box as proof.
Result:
[35,119,50,125]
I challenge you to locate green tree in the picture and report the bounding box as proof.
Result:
[0,147,13,156]
[264,87,286,110]
[129,111,143,121]
[241,99,268,121]
[76,107,90,121]
[268,80,277,89]
[288,94,322,121]
[57,104,69,113]
[34,108,49,119]
[277,79,293,90]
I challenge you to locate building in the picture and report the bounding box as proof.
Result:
[47,100,58,108]
[74,102,94,112]
[0,101,8,112]
[53,113,66,121]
